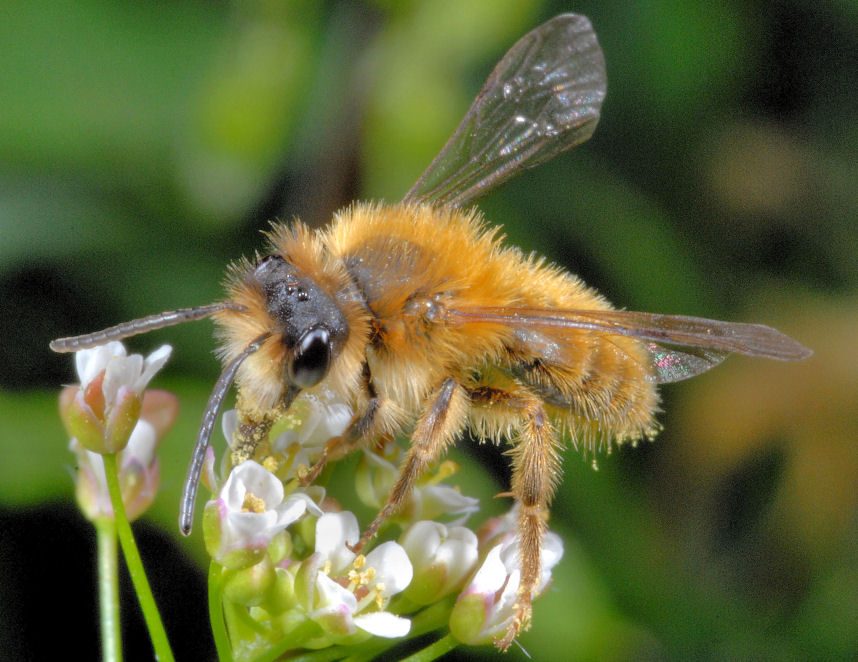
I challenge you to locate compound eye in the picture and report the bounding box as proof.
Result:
[289,327,331,389]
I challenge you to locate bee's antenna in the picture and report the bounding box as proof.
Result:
[49,303,246,353]
[179,333,270,536]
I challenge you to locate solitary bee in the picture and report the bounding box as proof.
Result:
[52,14,811,649]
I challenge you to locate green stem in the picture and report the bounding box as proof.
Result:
[95,518,122,662]
[208,563,234,662]
[399,633,457,662]
[103,453,175,662]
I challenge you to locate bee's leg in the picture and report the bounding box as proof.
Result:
[231,385,299,466]
[350,377,468,552]
[300,362,380,486]
[470,385,560,651]
[298,397,379,485]
[231,401,284,466]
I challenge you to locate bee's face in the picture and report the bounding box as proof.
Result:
[253,254,349,389]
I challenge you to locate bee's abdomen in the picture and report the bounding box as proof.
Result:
[505,329,659,443]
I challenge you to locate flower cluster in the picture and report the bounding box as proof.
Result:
[202,391,565,660]
[58,342,565,659]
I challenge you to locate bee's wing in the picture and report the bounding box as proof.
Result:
[403,13,606,209]
[448,306,812,384]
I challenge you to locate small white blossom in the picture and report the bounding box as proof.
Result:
[296,511,413,640]
[449,511,563,646]
[204,461,321,569]
[65,342,172,454]
[219,388,352,482]
[75,341,171,403]
[66,386,177,522]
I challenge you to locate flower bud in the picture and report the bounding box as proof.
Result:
[69,389,177,522]
[450,515,564,646]
[222,556,277,607]
[400,521,479,605]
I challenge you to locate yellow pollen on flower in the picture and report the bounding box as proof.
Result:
[347,564,377,592]
[322,560,332,576]
[241,492,266,513]
[373,583,386,610]
[262,456,280,473]
[353,554,366,570]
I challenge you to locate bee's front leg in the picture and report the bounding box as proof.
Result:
[230,386,298,466]
[299,361,380,486]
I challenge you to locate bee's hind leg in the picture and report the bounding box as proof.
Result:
[470,385,561,651]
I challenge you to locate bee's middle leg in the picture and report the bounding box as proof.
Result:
[350,377,468,552]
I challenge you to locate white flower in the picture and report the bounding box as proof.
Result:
[204,460,321,569]
[67,387,178,522]
[400,521,480,604]
[75,341,171,404]
[296,511,413,639]
[65,342,172,454]
[449,512,563,646]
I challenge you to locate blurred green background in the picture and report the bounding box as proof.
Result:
[1,0,856,660]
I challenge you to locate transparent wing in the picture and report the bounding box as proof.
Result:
[403,13,607,208]
[447,306,812,384]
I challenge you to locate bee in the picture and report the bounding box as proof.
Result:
[51,14,811,649]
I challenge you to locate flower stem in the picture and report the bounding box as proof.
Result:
[208,563,234,662]
[95,517,122,662]
[400,633,457,662]
[103,453,175,662]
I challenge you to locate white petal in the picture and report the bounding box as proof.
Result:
[222,510,281,547]
[226,460,285,506]
[419,485,480,523]
[221,409,238,444]
[102,354,143,404]
[315,512,359,573]
[273,492,320,528]
[542,531,564,571]
[467,545,508,595]
[365,541,413,596]
[122,419,157,467]
[400,521,444,566]
[138,345,172,391]
[313,571,357,610]
[354,612,411,638]
[310,572,358,635]
[75,342,126,386]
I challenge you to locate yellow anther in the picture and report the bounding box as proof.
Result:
[241,492,266,513]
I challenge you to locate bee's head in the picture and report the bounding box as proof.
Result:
[253,254,349,389]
